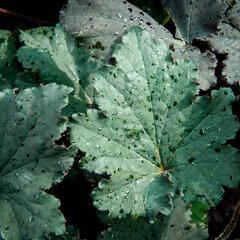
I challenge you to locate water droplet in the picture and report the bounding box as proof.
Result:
[116,12,122,19]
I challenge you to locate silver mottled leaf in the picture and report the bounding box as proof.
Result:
[60,0,183,60]
[161,0,227,42]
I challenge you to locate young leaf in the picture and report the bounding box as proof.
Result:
[190,200,209,225]
[161,0,227,42]
[71,27,240,219]
[0,84,76,239]
[60,0,182,61]
[17,25,99,114]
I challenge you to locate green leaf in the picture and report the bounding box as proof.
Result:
[60,0,216,91]
[172,46,217,91]
[0,84,76,240]
[160,196,208,240]
[0,30,19,89]
[190,200,209,224]
[71,27,240,219]
[17,25,99,114]
[45,226,79,240]
[98,212,163,240]
[60,0,182,61]
[161,0,227,42]
[98,196,208,240]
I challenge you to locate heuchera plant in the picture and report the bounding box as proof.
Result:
[0,0,240,239]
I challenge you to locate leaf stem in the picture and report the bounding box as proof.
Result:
[0,7,54,25]
[154,146,165,171]
[214,199,240,240]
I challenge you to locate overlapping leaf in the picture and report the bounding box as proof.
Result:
[0,84,76,239]
[160,197,208,240]
[0,30,19,89]
[161,0,227,42]
[128,0,170,25]
[45,226,79,240]
[60,0,219,91]
[17,25,99,114]
[172,46,217,90]
[206,1,240,85]
[98,213,163,240]
[98,196,208,240]
[60,0,183,61]
[71,27,240,219]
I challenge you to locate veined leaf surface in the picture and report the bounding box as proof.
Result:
[17,25,99,114]
[206,1,240,85]
[60,0,182,61]
[98,196,208,240]
[71,27,240,219]
[0,30,19,89]
[161,0,227,42]
[0,84,76,239]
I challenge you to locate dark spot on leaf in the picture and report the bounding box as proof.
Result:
[215,148,221,153]
[184,225,192,230]
[169,44,175,51]
[199,129,204,135]
[175,189,181,194]
[128,7,133,13]
[188,157,195,164]
[94,41,102,49]
[108,57,117,66]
